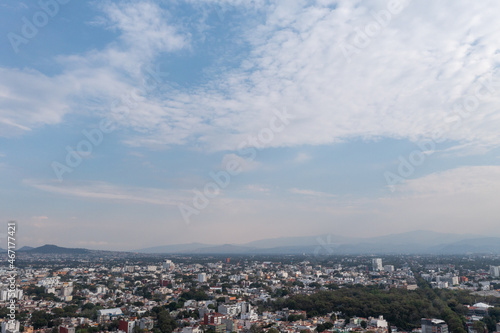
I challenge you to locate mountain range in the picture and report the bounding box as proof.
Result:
[3,230,500,255]
[135,230,500,255]
[0,244,89,254]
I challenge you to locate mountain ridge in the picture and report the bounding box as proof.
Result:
[11,230,500,255]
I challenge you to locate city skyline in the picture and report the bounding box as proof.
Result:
[1,0,500,250]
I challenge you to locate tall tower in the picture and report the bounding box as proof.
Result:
[372,258,383,271]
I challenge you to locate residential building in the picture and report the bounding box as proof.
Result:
[422,319,449,333]
[59,326,75,333]
[118,320,135,333]
[2,321,20,333]
[97,308,123,323]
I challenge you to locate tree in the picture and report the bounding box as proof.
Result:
[250,324,263,333]
[157,309,177,333]
[288,314,305,322]
[472,321,485,333]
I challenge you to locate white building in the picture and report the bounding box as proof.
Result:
[372,258,383,271]
[96,285,108,294]
[218,302,253,318]
[219,304,240,317]
[422,319,448,333]
[437,281,449,289]
[123,266,135,273]
[0,289,23,301]
[97,308,123,323]
[198,273,207,283]
[1,321,20,333]
[163,260,175,271]
[370,316,388,328]
[277,271,289,278]
[490,266,500,277]
[384,265,395,273]
[181,326,203,333]
[139,318,154,330]
[37,277,61,288]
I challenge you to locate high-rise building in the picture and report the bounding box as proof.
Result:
[372,258,383,271]
[422,319,448,333]
[118,320,135,333]
[163,259,175,271]
[198,273,207,283]
[489,266,500,277]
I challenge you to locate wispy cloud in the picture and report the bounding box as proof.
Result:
[289,188,336,198]
[31,216,49,228]
[246,184,271,193]
[394,166,500,196]
[294,152,311,164]
[2,0,500,154]
[0,1,189,137]
[221,153,259,172]
[23,179,188,206]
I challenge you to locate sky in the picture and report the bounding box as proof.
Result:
[1,0,500,251]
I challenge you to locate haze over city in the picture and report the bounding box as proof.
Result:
[1,0,500,251]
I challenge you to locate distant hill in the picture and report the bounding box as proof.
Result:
[242,234,356,248]
[135,242,210,254]
[190,244,258,254]
[15,231,500,255]
[27,244,90,254]
[433,237,500,254]
[135,230,500,255]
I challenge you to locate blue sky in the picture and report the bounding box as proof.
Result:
[1,0,500,250]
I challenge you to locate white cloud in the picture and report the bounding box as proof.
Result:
[0,1,189,137]
[0,68,75,136]
[221,153,260,172]
[32,216,48,220]
[246,184,271,192]
[16,166,500,246]
[294,152,311,163]
[23,179,188,206]
[31,216,49,228]
[3,0,500,155]
[289,188,336,198]
[99,1,188,54]
[112,0,500,153]
[233,166,498,236]
[360,165,500,233]
[394,165,500,196]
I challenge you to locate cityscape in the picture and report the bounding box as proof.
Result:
[2,0,500,333]
[1,244,500,333]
